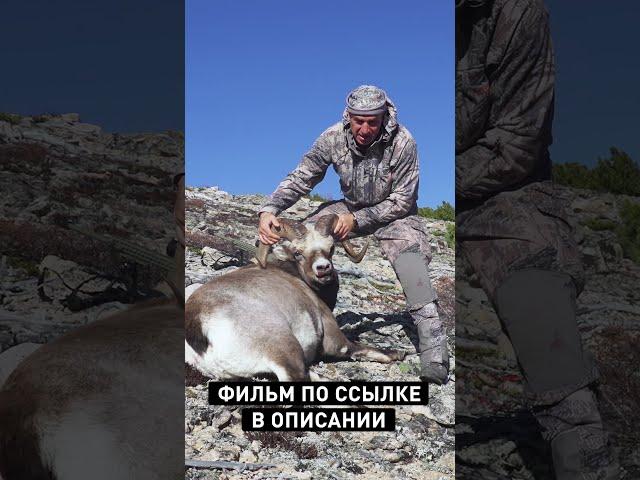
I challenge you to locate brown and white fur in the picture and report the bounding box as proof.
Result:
[185,214,405,381]
[0,300,184,480]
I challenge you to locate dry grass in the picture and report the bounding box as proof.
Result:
[185,229,219,250]
[185,198,206,211]
[434,276,455,330]
[245,431,318,459]
[0,143,50,175]
[185,364,209,387]
[0,220,165,289]
[595,326,640,434]
[130,188,174,207]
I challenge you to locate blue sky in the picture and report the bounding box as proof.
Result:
[0,0,183,132]
[546,0,640,166]
[186,0,454,208]
[3,1,636,185]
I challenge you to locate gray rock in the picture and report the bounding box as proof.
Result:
[38,255,126,305]
[0,342,42,386]
[60,113,80,123]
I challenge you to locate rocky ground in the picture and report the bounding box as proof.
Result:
[456,186,640,479]
[183,186,456,480]
[0,113,181,367]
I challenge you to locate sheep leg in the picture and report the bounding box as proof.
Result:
[264,342,310,381]
[348,342,406,363]
[320,313,405,363]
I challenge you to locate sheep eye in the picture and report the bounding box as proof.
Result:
[294,251,304,261]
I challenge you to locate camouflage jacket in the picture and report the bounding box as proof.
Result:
[259,100,419,231]
[456,0,554,210]
[456,0,585,295]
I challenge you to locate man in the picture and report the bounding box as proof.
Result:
[456,0,619,478]
[258,85,449,385]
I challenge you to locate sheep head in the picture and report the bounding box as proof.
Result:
[256,214,369,289]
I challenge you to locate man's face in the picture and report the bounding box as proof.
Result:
[349,114,383,147]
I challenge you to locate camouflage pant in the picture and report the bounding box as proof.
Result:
[458,182,597,404]
[305,201,447,369]
[457,181,584,301]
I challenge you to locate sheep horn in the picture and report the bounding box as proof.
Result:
[255,218,307,268]
[312,214,368,263]
[342,239,369,263]
[275,218,308,241]
[314,214,339,237]
[255,242,270,268]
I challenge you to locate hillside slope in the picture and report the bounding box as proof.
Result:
[184,186,456,480]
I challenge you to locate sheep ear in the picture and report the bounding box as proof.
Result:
[272,241,292,261]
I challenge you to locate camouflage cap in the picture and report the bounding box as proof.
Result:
[346,85,388,116]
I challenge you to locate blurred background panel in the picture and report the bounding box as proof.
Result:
[456,1,639,478]
[0,2,184,479]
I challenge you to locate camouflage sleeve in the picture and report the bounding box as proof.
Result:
[353,138,419,229]
[259,132,332,216]
[456,2,554,200]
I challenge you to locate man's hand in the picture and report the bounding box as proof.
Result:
[334,213,356,240]
[258,212,281,245]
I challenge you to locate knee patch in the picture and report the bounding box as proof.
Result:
[495,269,598,404]
[393,251,437,310]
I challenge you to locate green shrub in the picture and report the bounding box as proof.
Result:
[398,362,421,376]
[0,112,21,125]
[7,256,39,277]
[553,162,597,190]
[418,201,455,221]
[616,200,640,263]
[445,223,455,249]
[592,148,640,196]
[582,218,617,231]
[306,192,331,203]
[187,245,203,256]
[553,147,640,196]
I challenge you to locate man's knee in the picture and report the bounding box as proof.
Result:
[376,216,431,264]
[393,250,437,309]
[304,200,350,223]
[494,269,598,405]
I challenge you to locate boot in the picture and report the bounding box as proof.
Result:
[494,269,617,478]
[534,387,620,479]
[412,302,449,385]
[392,250,449,385]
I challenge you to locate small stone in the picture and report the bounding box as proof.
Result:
[213,411,232,429]
[239,450,257,463]
[382,438,403,450]
[250,440,261,452]
[383,450,408,463]
[60,113,80,123]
